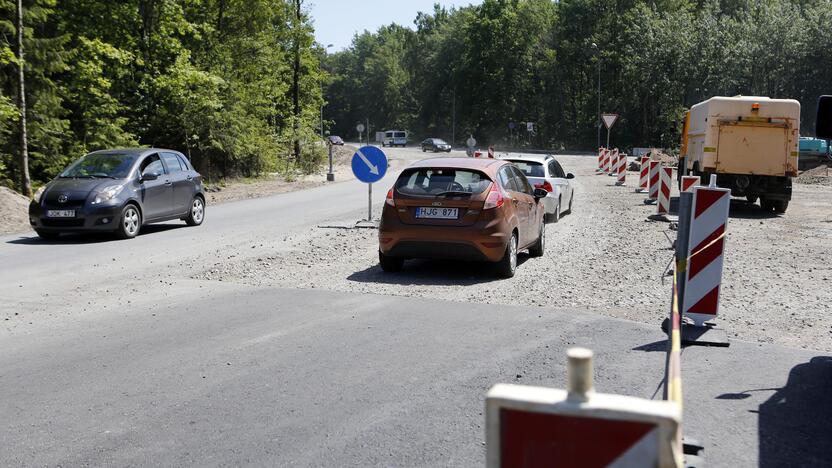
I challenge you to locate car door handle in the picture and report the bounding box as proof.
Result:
[186,175,193,180]
[164,180,173,186]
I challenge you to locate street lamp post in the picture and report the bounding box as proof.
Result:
[591,42,601,150]
[322,43,334,182]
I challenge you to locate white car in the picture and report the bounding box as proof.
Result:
[499,154,575,223]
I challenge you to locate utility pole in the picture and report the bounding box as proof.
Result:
[452,87,456,146]
[16,0,31,197]
[591,42,601,151]
[291,0,302,162]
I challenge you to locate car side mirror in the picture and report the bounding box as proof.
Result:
[817,95,832,140]
[533,187,548,199]
[140,172,159,182]
[566,173,575,179]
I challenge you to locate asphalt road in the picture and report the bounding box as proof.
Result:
[1,147,829,467]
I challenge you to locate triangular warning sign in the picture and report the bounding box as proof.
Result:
[602,114,618,129]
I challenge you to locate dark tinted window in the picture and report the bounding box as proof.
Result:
[176,154,191,171]
[818,95,832,139]
[510,166,532,194]
[60,152,137,178]
[161,152,183,173]
[508,160,545,178]
[550,159,566,178]
[140,154,165,176]
[396,168,491,196]
[497,167,518,192]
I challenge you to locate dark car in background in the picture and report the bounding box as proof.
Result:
[29,148,205,240]
[328,135,344,146]
[420,138,452,152]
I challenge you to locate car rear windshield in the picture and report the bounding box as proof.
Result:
[394,132,406,138]
[60,153,137,178]
[508,160,545,178]
[396,168,492,196]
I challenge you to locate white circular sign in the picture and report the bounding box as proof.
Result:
[356,123,365,132]
[466,135,476,147]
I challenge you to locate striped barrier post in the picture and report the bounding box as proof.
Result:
[615,153,627,186]
[656,167,672,215]
[646,160,661,202]
[597,148,605,173]
[636,156,649,193]
[609,149,619,177]
[681,175,699,193]
[486,348,683,467]
[682,181,730,327]
[603,148,612,174]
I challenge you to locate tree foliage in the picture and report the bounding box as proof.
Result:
[325,0,832,151]
[0,0,325,189]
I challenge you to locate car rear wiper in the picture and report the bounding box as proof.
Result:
[435,191,473,197]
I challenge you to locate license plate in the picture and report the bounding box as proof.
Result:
[415,207,458,219]
[46,210,75,218]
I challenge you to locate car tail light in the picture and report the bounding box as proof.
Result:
[534,181,554,192]
[483,184,504,210]
[385,187,395,206]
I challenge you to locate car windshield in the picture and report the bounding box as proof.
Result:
[508,160,545,178]
[394,132,406,138]
[434,139,448,145]
[60,153,137,178]
[396,168,492,196]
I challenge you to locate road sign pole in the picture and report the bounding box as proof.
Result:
[368,183,372,221]
[606,127,610,149]
[327,143,334,182]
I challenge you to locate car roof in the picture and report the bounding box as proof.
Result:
[407,157,508,175]
[498,153,554,163]
[86,148,182,157]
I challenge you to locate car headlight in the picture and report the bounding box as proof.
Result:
[92,184,125,205]
[32,185,46,203]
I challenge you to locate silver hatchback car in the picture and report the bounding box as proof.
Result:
[499,154,574,223]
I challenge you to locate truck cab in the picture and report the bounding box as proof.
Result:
[679,96,800,213]
[382,130,408,148]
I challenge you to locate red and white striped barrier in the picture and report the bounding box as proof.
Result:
[604,148,612,174]
[486,348,682,468]
[656,167,672,215]
[615,153,627,186]
[681,175,699,193]
[597,148,605,173]
[609,149,620,177]
[682,184,730,326]
[636,156,649,193]
[647,161,661,201]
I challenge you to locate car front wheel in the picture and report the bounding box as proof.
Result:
[186,196,205,226]
[116,204,141,239]
[529,221,545,257]
[496,233,518,278]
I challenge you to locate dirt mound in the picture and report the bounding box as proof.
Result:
[796,163,832,186]
[0,186,31,235]
[647,149,677,166]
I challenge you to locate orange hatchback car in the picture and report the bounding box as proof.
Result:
[378,158,547,278]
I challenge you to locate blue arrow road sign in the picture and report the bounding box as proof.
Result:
[351,146,388,184]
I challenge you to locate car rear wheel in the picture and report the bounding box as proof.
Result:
[186,196,205,226]
[35,229,60,240]
[760,198,775,212]
[496,233,518,278]
[116,204,141,239]
[773,200,789,213]
[746,195,758,205]
[529,222,545,257]
[379,250,404,272]
[565,195,573,214]
[547,200,561,223]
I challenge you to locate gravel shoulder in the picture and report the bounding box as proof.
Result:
[192,154,832,351]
